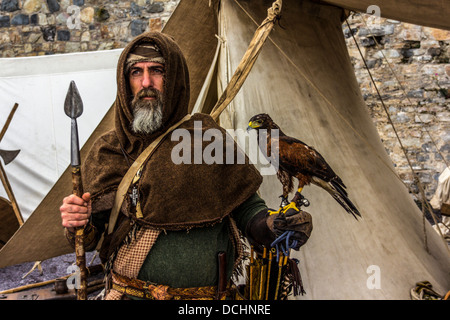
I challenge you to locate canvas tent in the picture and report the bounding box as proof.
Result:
[0,50,121,220]
[0,0,449,299]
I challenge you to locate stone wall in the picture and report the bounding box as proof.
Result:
[0,1,448,202]
[0,0,180,56]
[343,14,449,202]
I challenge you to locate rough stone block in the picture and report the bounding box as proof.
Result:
[57,29,71,41]
[11,14,30,25]
[1,0,20,12]
[0,16,11,28]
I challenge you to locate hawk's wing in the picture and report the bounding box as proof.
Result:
[270,134,360,218]
[270,135,342,184]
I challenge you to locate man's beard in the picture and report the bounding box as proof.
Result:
[131,88,164,135]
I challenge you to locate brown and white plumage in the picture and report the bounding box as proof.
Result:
[248,113,361,219]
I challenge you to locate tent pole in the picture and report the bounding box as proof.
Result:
[0,161,23,225]
[0,103,23,225]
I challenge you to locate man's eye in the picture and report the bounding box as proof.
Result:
[150,67,164,75]
[130,69,142,77]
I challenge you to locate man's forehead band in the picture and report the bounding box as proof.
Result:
[126,42,165,74]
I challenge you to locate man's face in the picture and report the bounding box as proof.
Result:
[129,61,165,97]
[128,61,165,135]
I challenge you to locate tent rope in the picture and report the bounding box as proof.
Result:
[346,18,449,252]
[355,13,450,234]
[356,13,449,169]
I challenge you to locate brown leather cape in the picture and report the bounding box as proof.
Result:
[81,32,263,262]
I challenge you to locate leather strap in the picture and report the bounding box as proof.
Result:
[107,114,192,234]
[111,271,221,300]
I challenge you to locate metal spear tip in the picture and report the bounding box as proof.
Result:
[64,80,83,119]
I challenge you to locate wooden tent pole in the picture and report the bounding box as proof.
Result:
[0,161,23,225]
[0,103,23,225]
[0,103,18,142]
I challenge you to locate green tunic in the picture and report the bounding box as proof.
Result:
[137,193,266,288]
[91,192,266,291]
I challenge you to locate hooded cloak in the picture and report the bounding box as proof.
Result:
[82,32,263,261]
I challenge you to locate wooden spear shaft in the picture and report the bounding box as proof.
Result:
[71,165,87,300]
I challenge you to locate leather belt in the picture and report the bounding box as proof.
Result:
[111,271,225,300]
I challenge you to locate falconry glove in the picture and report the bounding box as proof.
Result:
[270,206,313,250]
[246,205,312,253]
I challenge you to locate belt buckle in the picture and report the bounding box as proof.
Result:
[143,283,173,300]
[142,284,155,300]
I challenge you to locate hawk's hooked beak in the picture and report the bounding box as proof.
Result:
[247,121,256,132]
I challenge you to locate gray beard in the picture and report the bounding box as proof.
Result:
[131,88,163,135]
[131,90,164,135]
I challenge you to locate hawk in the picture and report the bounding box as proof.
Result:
[248,113,361,219]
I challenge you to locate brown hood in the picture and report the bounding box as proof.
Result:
[115,31,190,158]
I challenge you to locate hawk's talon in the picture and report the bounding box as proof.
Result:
[279,195,289,207]
[268,208,282,216]
[282,201,300,213]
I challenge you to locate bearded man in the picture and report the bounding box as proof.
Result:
[60,32,312,300]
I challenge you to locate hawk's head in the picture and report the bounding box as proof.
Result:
[247,113,276,131]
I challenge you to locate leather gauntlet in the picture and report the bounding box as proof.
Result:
[246,206,313,253]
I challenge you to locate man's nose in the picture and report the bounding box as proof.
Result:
[141,69,154,88]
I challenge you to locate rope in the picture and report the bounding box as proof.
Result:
[271,231,298,261]
[356,13,449,169]
[346,18,449,254]
[354,13,450,234]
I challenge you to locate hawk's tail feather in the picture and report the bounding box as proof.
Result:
[330,179,360,219]
[331,179,348,197]
[311,177,361,219]
[332,192,361,219]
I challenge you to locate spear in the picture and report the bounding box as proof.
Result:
[64,80,87,300]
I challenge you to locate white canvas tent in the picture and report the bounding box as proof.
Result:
[0,50,121,219]
[0,0,449,299]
